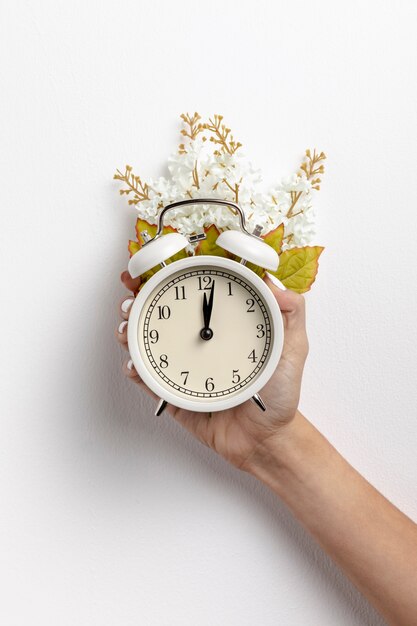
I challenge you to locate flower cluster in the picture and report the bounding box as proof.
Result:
[114,113,326,293]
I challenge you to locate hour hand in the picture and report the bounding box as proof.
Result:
[203,291,210,328]
[200,282,215,341]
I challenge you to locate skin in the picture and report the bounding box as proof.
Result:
[116,270,417,625]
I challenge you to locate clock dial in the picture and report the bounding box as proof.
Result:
[137,266,273,403]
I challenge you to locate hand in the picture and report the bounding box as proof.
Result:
[116,271,309,472]
[201,281,215,340]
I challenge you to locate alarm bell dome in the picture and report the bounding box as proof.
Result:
[216,230,279,271]
[128,232,189,278]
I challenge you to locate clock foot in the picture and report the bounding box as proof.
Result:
[155,399,168,416]
[251,393,266,412]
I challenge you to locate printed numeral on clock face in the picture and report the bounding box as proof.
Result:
[140,269,272,399]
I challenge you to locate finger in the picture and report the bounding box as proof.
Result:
[119,295,135,320]
[169,408,212,447]
[121,270,141,293]
[123,358,138,379]
[115,320,129,349]
[264,274,306,333]
[122,358,160,404]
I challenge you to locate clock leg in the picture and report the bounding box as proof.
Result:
[155,398,168,416]
[251,393,266,412]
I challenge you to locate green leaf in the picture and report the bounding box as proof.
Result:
[270,246,324,293]
[195,224,230,257]
[245,262,266,278]
[239,224,284,276]
[263,223,284,254]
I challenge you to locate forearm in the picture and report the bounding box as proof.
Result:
[248,411,417,626]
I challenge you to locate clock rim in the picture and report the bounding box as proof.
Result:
[127,255,284,413]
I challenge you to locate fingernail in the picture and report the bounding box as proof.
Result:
[121,297,134,313]
[127,359,135,371]
[118,321,128,334]
[266,272,287,291]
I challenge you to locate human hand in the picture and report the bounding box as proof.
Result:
[116,271,309,472]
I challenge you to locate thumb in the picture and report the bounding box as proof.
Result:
[121,270,141,294]
[264,273,307,333]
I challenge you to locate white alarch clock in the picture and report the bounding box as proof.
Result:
[127,199,284,416]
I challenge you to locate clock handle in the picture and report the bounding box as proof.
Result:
[151,198,279,271]
[154,198,254,239]
[132,197,279,274]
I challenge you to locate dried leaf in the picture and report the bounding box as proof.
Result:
[127,219,190,288]
[263,223,284,254]
[134,219,177,247]
[195,224,230,257]
[245,262,266,278]
[128,240,140,256]
[270,246,324,293]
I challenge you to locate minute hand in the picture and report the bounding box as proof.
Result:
[203,281,215,329]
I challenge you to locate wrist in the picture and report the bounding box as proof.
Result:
[245,410,316,493]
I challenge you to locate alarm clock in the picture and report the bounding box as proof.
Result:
[127,198,284,416]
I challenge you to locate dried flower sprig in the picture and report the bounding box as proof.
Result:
[180,112,205,141]
[203,114,242,156]
[299,149,326,190]
[115,112,326,293]
[286,151,326,219]
[114,165,150,205]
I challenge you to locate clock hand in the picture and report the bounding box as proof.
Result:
[206,281,215,327]
[203,291,210,328]
[200,281,215,341]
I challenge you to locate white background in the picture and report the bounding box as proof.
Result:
[1,1,416,624]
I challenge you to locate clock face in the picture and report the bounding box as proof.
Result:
[135,264,275,405]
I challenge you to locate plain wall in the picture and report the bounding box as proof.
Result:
[1,1,417,624]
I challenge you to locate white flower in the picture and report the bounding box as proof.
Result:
[132,138,319,251]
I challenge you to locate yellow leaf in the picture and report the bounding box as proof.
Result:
[135,219,156,244]
[136,248,190,291]
[234,224,284,276]
[245,262,265,278]
[271,246,324,293]
[128,219,190,289]
[140,267,159,285]
[128,240,140,256]
[169,247,189,264]
[135,218,177,246]
[195,224,230,257]
[262,223,284,254]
